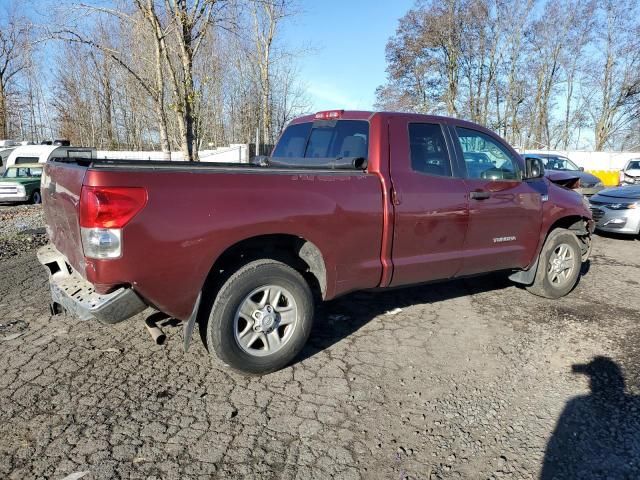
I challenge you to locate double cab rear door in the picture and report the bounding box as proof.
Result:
[388,115,543,287]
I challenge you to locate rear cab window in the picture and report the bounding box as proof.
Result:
[273,120,369,161]
[14,156,40,165]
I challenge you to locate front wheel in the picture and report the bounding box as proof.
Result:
[206,259,314,375]
[526,228,582,299]
[31,190,41,204]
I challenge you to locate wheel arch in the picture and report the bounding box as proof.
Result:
[205,234,327,299]
[184,234,327,351]
[510,214,591,286]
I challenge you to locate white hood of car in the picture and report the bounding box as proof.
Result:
[624,169,640,177]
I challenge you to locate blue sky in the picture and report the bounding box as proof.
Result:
[281,0,416,112]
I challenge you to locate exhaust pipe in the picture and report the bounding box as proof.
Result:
[145,315,166,345]
[50,302,65,316]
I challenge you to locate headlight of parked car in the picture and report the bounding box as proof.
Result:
[16,185,26,195]
[594,181,604,188]
[606,202,638,210]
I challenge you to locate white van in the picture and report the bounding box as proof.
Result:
[5,145,96,168]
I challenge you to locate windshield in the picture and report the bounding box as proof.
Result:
[272,120,369,160]
[626,160,640,170]
[3,167,42,179]
[543,156,580,171]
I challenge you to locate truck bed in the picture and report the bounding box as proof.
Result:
[42,157,386,320]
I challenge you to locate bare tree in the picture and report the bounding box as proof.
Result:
[0,14,31,139]
[53,3,175,154]
[250,0,292,144]
[590,0,640,150]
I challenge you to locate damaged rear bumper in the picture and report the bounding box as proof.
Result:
[37,244,146,324]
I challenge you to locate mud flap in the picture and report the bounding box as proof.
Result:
[183,292,202,352]
[509,255,540,286]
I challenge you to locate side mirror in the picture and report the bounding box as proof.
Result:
[579,166,584,172]
[525,157,545,180]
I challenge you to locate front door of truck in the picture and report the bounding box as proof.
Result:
[449,125,543,275]
[389,117,469,287]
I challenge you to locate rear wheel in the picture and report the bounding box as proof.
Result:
[31,190,41,204]
[206,259,314,375]
[527,228,582,299]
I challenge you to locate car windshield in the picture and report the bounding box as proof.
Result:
[3,167,42,178]
[543,156,579,171]
[626,160,640,170]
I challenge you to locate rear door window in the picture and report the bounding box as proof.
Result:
[408,123,453,177]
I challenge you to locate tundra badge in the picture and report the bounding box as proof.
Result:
[493,236,516,243]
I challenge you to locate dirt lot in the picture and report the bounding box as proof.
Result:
[1,205,639,479]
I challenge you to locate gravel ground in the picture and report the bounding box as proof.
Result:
[0,204,47,259]
[0,207,639,479]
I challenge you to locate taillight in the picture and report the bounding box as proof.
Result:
[80,186,147,228]
[314,110,344,120]
[79,186,147,259]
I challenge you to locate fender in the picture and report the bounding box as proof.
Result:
[510,180,591,286]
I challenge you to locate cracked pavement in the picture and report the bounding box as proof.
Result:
[1,221,640,479]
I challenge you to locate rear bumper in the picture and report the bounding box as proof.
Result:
[37,244,147,324]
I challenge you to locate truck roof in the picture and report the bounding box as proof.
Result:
[290,110,494,129]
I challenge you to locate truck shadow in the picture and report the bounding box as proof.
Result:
[297,272,513,364]
[540,356,640,479]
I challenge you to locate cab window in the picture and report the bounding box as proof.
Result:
[408,123,453,177]
[456,128,522,180]
[272,120,368,160]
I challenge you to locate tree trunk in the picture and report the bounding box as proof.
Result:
[151,18,171,158]
[101,61,115,148]
[0,81,7,139]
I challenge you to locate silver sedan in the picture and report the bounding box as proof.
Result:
[589,186,640,235]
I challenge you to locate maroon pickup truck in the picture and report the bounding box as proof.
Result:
[38,111,593,374]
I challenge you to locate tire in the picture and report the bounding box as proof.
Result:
[31,190,41,204]
[526,228,582,299]
[579,234,592,262]
[206,259,314,375]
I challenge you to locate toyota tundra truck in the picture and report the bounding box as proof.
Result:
[38,111,593,374]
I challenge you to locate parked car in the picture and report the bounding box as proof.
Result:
[589,185,640,235]
[522,153,604,196]
[0,164,43,204]
[37,111,593,374]
[619,159,640,186]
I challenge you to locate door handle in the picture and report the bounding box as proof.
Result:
[470,191,491,200]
